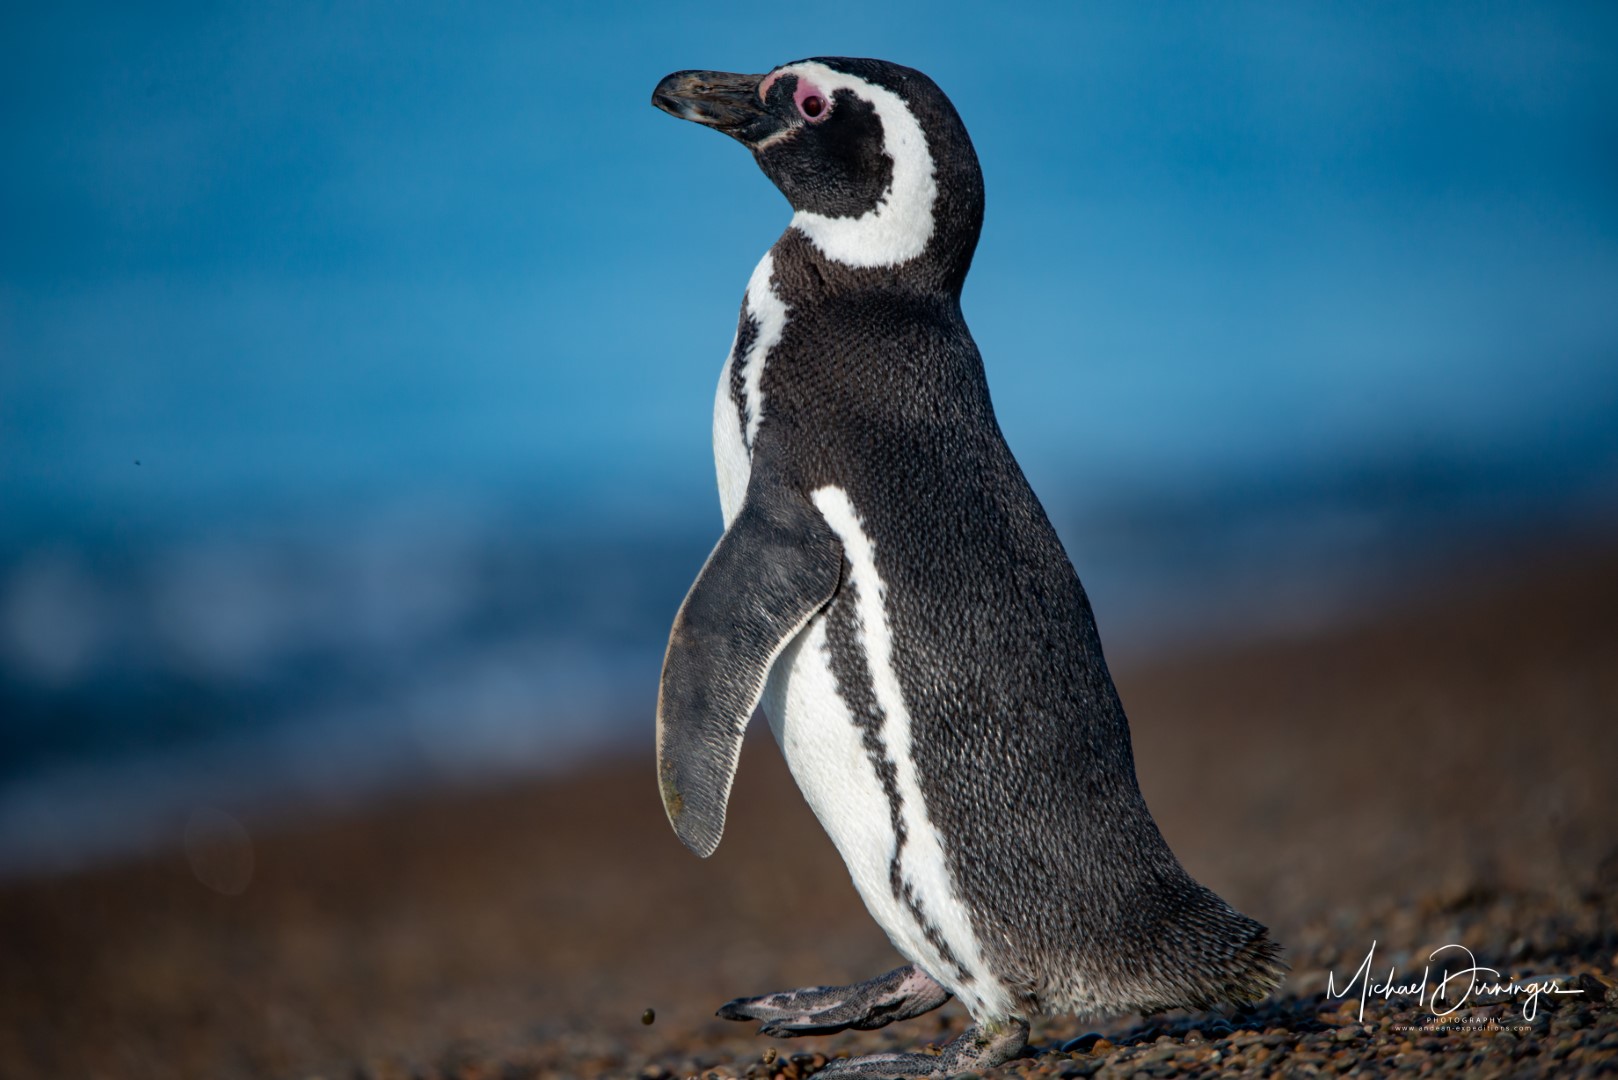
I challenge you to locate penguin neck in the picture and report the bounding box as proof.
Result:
[772,203,980,303]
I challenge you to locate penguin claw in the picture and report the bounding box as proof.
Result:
[810,1018,1030,1079]
[757,1019,842,1038]
[715,964,950,1036]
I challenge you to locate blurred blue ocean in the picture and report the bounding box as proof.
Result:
[3,2,1617,873]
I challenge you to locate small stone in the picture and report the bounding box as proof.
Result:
[641,1008,656,1026]
[762,1049,777,1065]
[1334,1025,1360,1042]
[1577,972,1618,1007]
[1090,1038,1114,1054]
[1183,1030,1205,1045]
[1057,1061,1102,1079]
[1060,1033,1104,1054]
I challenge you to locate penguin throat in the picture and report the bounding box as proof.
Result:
[783,63,939,269]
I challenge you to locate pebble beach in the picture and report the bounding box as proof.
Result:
[2,537,1615,1079]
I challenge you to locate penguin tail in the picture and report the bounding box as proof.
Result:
[1030,875,1287,1019]
[1133,884,1287,1013]
[1210,919,1287,1007]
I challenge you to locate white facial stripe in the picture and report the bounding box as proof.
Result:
[778,62,939,269]
[740,251,788,449]
[809,485,1010,1020]
[750,126,794,151]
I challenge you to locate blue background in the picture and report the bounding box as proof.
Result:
[3,2,1616,871]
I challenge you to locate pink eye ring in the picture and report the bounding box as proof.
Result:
[794,79,831,122]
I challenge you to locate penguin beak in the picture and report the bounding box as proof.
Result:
[652,70,774,143]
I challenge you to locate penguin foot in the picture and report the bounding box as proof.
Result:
[811,1017,1030,1079]
[715,964,950,1037]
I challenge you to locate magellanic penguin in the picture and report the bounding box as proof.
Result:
[650,58,1283,1078]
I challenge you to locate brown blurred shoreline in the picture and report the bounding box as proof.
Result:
[2,533,1615,1079]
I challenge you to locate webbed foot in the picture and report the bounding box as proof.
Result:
[813,1018,1031,1079]
[716,964,950,1037]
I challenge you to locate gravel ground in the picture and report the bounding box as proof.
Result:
[2,538,1615,1079]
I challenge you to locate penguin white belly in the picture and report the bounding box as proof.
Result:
[760,621,947,981]
[713,345,750,526]
[760,618,897,912]
[758,488,1013,1022]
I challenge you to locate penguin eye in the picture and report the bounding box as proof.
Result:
[792,79,831,123]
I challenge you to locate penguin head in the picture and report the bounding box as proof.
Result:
[653,58,983,288]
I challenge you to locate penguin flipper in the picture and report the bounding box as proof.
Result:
[656,473,842,857]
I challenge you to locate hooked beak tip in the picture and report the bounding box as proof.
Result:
[651,70,768,134]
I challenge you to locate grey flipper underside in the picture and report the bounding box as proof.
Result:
[656,470,842,857]
[717,964,950,1037]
